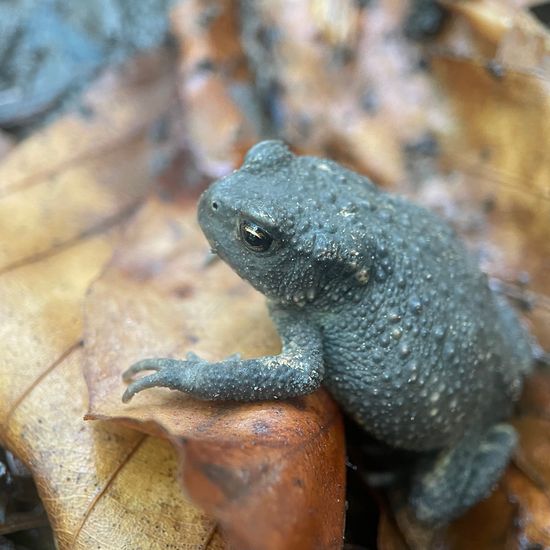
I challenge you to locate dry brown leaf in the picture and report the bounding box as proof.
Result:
[0,50,224,549]
[509,351,550,545]
[433,485,517,549]
[441,0,550,69]
[84,196,346,550]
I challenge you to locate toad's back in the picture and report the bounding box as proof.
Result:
[309,187,532,451]
[207,141,533,451]
[222,146,533,451]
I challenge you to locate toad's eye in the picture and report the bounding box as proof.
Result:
[239,220,274,252]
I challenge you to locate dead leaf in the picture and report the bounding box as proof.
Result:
[422,1,550,350]
[2,0,549,547]
[171,0,261,177]
[518,369,550,419]
[440,484,517,549]
[239,0,448,187]
[0,131,14,161]
[441,0,550,69]
[377,508,409,550]
[0,50,224,549]
[503,465,550,546]
[84,195,346,550]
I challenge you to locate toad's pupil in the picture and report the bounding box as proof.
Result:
[240,220,273,252]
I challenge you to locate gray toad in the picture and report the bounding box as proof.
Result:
[122,140,533,524]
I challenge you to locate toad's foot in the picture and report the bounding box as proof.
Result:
[122,310,325,403]
[121,352,240,403]
[409,423,517,525]
[122,352,206,403]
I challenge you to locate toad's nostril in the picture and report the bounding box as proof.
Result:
[211,201,219,211]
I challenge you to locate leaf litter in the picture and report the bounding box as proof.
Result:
[0,0,549,548]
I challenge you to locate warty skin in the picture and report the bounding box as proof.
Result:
[122,140,533,524]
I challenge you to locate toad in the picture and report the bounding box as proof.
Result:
[122,140,533,524]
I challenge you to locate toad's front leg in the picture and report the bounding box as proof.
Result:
[121,309,325,403]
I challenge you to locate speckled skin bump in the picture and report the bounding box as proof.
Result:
[122,140,533,524]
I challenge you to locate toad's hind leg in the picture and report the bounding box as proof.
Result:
[409,423,517,524]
